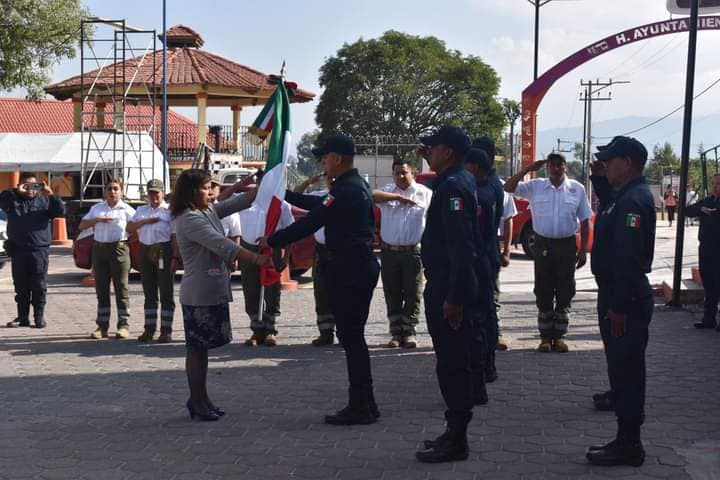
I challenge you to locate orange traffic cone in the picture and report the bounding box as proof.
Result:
[280,267,298,291]
[51,218,73,246]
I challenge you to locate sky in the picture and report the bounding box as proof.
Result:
[13,0,720,152]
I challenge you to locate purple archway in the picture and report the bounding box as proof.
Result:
[521,15,720,168]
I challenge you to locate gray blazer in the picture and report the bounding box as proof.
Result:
[175,194,253,306]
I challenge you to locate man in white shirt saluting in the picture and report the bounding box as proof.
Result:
[374,160,432,348]
[126,179,176,343]
[504,153,592,353]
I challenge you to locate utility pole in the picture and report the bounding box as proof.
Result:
[579,79,630,197]
[527,0,555,80]
[555,138,573,153]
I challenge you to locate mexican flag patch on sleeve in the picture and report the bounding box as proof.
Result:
[450,197,464,211]
[625,213,641,229]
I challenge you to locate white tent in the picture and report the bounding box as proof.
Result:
[0,132,168,200]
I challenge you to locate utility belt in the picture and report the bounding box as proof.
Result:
[381,241,420,253]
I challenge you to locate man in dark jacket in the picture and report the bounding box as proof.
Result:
[0,173,66,328]
[686,173,720,330]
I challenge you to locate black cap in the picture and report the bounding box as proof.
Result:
[420,126,470,155]
[594,136,648,166]
[311,134,356,157]
[471,136,496,158]
[464,148,492,171]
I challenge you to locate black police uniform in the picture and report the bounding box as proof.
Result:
[476,174,502,381]
[686,194,720,328]
[0,188,65,327]
[268,168,380,423]
[590,173,655,463]
[420,164,484,457]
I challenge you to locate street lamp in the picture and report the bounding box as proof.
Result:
[527,0,582,80]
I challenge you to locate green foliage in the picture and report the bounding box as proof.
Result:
[295,130,321,176]
[316,31,505,143]
[0,0,88,99]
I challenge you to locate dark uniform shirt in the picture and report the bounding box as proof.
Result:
[268,168,374,251]
[421,165,482,306]
[476,178,500,268]
[0,190,65,249]
[487,170,505,233]
[686,196,720,245]
[590,175,655,314]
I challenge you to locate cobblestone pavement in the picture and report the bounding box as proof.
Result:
[0,249,719,480]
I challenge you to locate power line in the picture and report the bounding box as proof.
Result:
[594,73,720,139]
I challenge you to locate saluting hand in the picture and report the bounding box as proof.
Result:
[443,302,464,330]
[607,309,626,337]
[589,161,607,177]
[700,206,717,215]
[527,160,547,173]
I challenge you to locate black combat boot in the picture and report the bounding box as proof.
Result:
[593,390,615,411]
[587,421,645,467]
[416,423,469,463]
[367,388,381,419]
[33,307,46,329]
[473,377,488,406]
[325,386,376,426]
[7,304,31,328]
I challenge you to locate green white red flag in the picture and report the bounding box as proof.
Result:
[253,80,291,285]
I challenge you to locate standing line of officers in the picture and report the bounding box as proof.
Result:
[4,127,720,467]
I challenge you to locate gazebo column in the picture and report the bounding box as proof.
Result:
[231,105,242,152]
[196,92,208,145]
[72,98,82,131]
[95,102,106,129]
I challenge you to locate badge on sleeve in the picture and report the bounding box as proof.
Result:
[625,213,641,229]
[450,197,463,211]
[323,194,335,207]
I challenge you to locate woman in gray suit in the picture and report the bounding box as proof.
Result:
[170,169,272,421]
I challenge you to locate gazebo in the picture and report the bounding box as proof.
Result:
[45,24,315,151]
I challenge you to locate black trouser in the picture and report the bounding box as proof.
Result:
[10,246,49,321]
[699,245,720,325]
[475,257,496,379]
[313,244,334,334]
[326,247,380,407]
[597,282,653,439]
[425,278,481,427]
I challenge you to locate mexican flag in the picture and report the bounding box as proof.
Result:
[254,81,291,286]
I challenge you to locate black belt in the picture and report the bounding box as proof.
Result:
[95,240,127,246]
[381,242,419,252]
[240,239,261,252]
[533,233,575,243]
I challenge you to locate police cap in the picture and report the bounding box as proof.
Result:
[595,136,648,168]
[420,126,471,156]
[471,136,496,158]
[464,148,492,171]
[146,179,164,193]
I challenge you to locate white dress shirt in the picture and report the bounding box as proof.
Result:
[239,201,294,246]
[132,201,174,245]
[83,200,136,243]
[377,181,432,246]
[308,190,328,245]
[514,177,592,239]
[499,188,518,237]
[221,212,242,238]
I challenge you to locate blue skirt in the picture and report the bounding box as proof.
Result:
[182,304,232,351]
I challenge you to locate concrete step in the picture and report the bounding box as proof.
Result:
[661,279,705,304]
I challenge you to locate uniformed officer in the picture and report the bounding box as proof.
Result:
[686,173,720,330]
[374,160,432,349]
[463,148,496,404]
[259,134,381,425]
[586,136,655,467]
[126,179,175,343]
[415,126,484,463]
[293,174,336,346]
[1,173,65,328]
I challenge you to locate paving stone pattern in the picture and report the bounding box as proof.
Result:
[0,250,718,479]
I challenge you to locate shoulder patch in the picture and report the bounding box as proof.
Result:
[625,213,641,229]
[323,194,335,207]
[450,197,464,211]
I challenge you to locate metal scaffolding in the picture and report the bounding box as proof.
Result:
[79,18,158,201]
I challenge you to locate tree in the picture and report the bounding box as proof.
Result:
[295,130,321,176]
[0,0,88,99]
[646,142,679,185]
[316,31,505,145]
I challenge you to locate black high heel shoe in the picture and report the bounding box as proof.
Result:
[210,405,225,417]
[186,399,220,421]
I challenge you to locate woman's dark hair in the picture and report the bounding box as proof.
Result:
[170,169,211,217]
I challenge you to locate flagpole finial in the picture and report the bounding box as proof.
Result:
[280,61,286,80]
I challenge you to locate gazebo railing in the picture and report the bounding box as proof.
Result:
[162,125,265,163]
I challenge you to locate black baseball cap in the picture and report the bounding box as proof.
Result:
[464,148,492,171]
[311,134,356,157]
[420,126,471,156]
[471,136,496,158]
[595,136,648,167]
